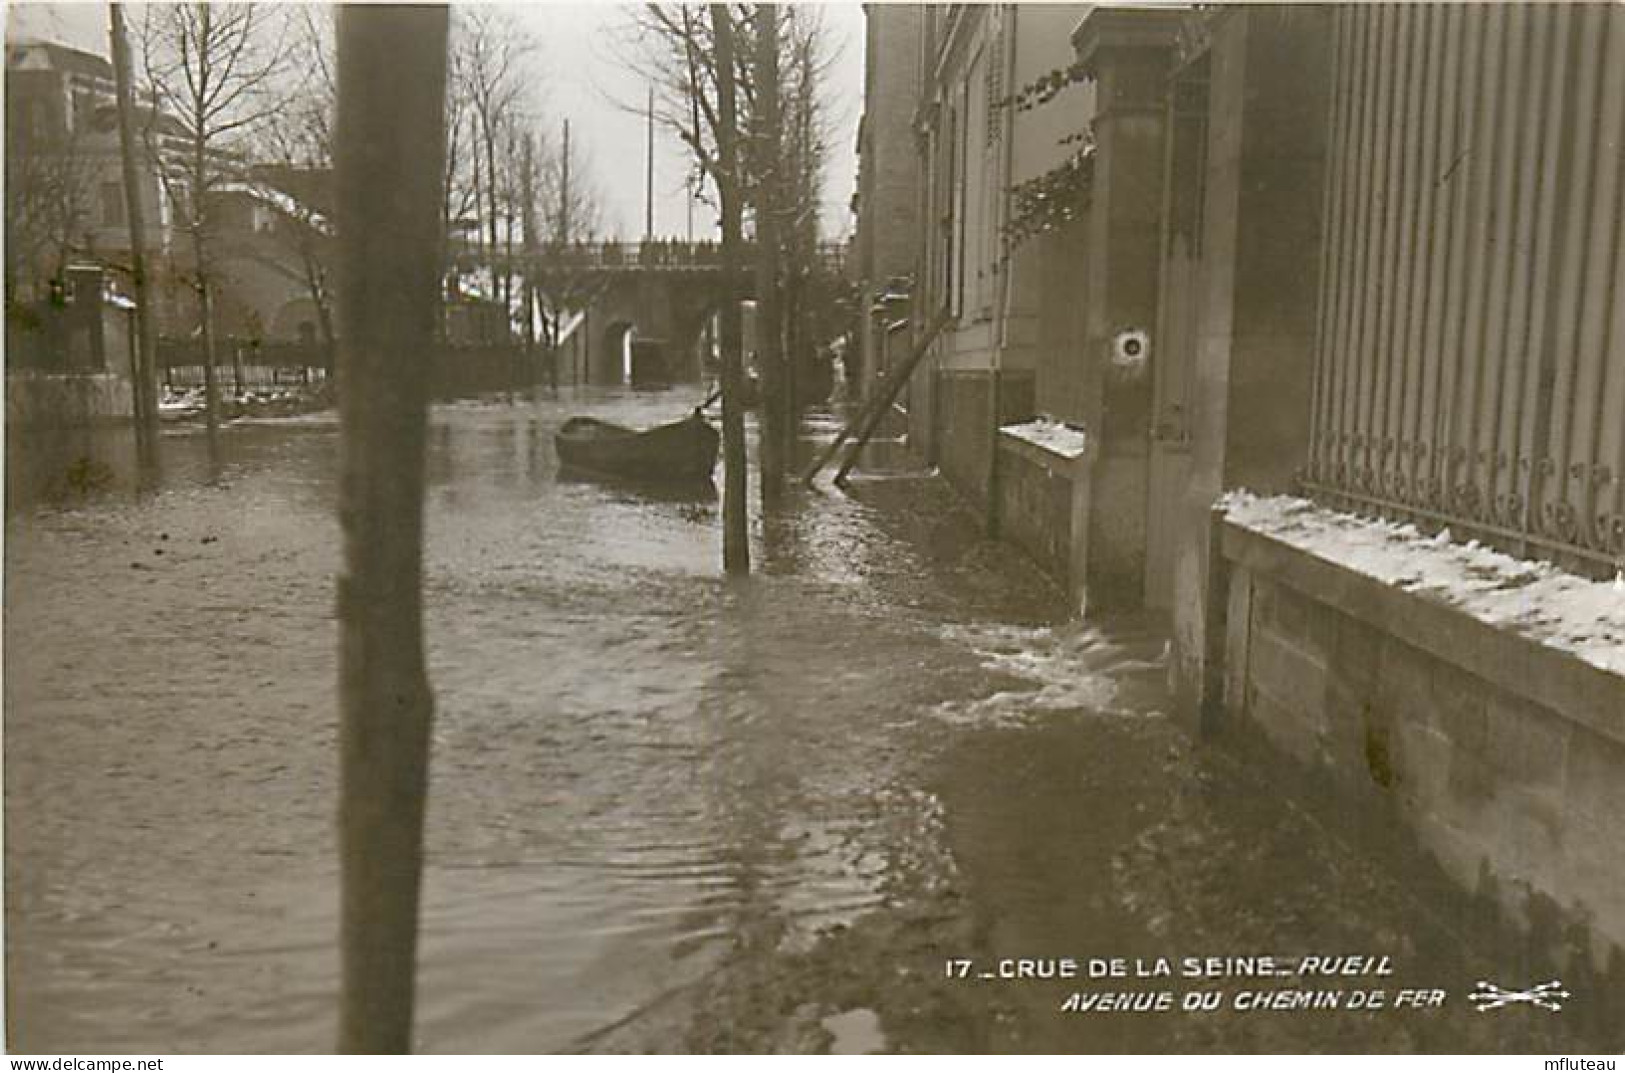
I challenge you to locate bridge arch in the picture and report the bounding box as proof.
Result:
[498,240,769,387]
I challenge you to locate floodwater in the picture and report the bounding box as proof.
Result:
[4,388,1616,1053]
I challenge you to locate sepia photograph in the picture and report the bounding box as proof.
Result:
[2,0,1623,1058]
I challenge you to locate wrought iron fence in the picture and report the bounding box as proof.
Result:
[1305,3,1625,577]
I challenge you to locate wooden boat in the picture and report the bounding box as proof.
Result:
[555,411,719,483]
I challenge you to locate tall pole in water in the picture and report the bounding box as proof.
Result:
[645,84,655,242]
[109,2,158,444]
[554,117,572,388]
[333,4,448,1052]
[753,2,785,502]
[712,4,749,576]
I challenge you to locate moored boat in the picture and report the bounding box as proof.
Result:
[555,410,719,484]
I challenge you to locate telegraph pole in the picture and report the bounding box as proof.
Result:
[560,118,571,243]
[108,3,158,442]
[644,85,655,242]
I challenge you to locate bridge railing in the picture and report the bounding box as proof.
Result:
[448,238,849,275]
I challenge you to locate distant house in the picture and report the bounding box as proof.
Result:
[850,3,922,411]
[5,40,173,309]
[7,35,340,372]
[205,174,335,346]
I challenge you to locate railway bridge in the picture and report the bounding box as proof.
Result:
[449,239,845,385]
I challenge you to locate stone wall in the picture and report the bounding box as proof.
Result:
[1220,521,1625,967]
[6,371,134,428]
[993,435,1076,586]
[934,369,1036,518]
[935,371,995,509]
[857,6,923,286]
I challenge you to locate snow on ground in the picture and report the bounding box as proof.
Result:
[1220,491,1625,677]
[1000,417,1089,459]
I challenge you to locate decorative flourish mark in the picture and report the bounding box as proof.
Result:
[1467,980,1570,1013]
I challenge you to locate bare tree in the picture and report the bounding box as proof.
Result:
[779,6,839,424]
[712,4,749,575]
[624,4,750,568]
[750,3,786,502]
[545,120,605,247]
[3,97,97,310]
[526,118,607,368]
[620,4,840,496]
[619,5,728,211]
[139,1,288,427]
[259,7,339,364]
[450,7,542,327]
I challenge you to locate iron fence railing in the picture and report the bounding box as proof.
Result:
[1305,3,1625,577]
[163,365,329,391]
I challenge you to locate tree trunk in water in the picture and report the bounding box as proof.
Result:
[188,76,220,431]
[333,5,449,1053]
[784,272,803,463]
[752,4,784,507]
[197,272,220,432]
[304,252,338,375]
[713,4,749,576]
[109,3,158,441]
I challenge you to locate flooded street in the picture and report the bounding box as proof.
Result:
[5,389,1614,1053]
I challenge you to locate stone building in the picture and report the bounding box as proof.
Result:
[7,39,324,343]
[4,40,173,315]
[859,2,1625,974]
[901,3,1096,528]
[851,3,923,407]
[1186,5,1625,973]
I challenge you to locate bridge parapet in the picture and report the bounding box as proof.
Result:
[449,238,847,276]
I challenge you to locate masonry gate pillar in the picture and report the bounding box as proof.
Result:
[1067,10,1180,611]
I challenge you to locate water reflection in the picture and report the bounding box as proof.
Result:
[10,388,1005,1052]
[5,390,1613,1054]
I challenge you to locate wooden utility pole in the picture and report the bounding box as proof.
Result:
[712,4,749,575]
[645,85,656,242]
[560,118,571,243]
[109,3,159,440]
[752,3,785,505]
[333,4,449,1053]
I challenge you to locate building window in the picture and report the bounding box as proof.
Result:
[101,181,126,227]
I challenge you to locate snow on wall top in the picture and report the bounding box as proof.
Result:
[1001,417,1089,460]
[1219,491,1625,678]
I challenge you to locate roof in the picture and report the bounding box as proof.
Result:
[213,181,331,233]
[5,40,113,81]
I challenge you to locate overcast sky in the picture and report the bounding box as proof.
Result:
[4,1,865,241]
